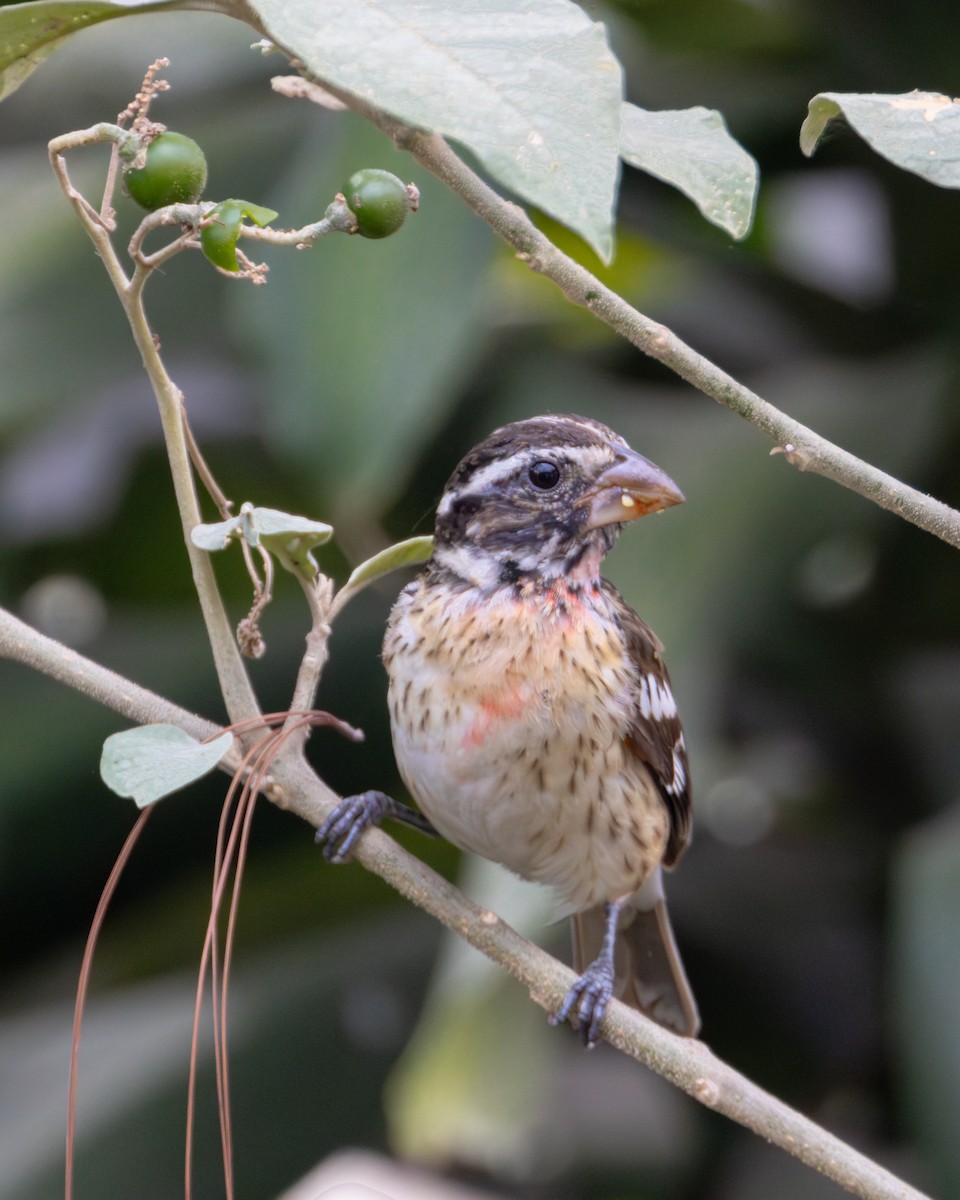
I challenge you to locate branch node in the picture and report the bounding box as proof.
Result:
[648,324,672,354]
[770,442,814,470]
[693,1076,721,1107]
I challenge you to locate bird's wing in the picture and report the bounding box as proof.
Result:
[604,581,692,866]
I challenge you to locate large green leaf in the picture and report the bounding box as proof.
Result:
[0,0,177,101]
[801,91,960,188]
[243,0,623,262]
[620,103,758,239]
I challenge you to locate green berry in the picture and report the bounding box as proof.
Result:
[344,168,410,239]
[124,131,208,211]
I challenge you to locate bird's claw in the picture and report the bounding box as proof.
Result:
[315,790,392,862]
[550,960,616,1049]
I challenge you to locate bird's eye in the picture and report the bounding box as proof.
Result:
[528,460,561,489]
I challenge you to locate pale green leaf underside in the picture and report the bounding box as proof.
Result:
[191,515,239,551]
[620,103,758,240]
[343,535,434,593]
[192,505,333,580]
[0,0,177,101]
[249,505,333,542]
[100,724,234,807]
[248,0,623,262]
[191,506,333,550]
[801,91,960,188]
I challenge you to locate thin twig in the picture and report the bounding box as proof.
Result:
[122,278,261,722]
[180,397,233,516]
[286,573,334,718]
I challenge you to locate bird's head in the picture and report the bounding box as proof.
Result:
[431,414,684,590]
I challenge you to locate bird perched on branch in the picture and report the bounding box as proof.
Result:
[318,413,699,1045]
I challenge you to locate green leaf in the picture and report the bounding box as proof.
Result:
[192,505,333,580]
[100,724,234,808]
[0,0,178,102]
[201,200,246,272]
[253,505,334,579]
[620,103,758,240]
[191,514,242,550]
[201,199,277,272]
[233,199,279,227]
[244,506,332,542]
[801,91,960,188]
[342,536,434,595]
[243,0,623,262]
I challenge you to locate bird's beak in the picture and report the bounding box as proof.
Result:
[584,447,685,528]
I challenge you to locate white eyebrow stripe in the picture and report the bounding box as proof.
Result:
[457,453,529,494]
[440,442,614,509]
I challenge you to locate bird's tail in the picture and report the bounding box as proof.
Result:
[571,888,700,1037]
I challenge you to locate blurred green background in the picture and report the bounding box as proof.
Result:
[1,2,959,1198]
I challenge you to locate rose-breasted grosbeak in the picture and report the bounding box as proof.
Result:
[318,414,699,1045]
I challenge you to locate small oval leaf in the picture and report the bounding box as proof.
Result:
[201,199,280,272]
[253,506,334,580]
[201,200,245,272]
[620,103,758,240]
[235,199,279,226]
[342,535,434,594]
[250,506,334,541]
[100,725,234,808]
[801,91,960,189]
[191,515,242,550]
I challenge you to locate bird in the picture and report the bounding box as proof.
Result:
[317,413,699,1046]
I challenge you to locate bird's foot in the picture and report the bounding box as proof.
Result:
[550,957,616,1049]
[315,790,435,862]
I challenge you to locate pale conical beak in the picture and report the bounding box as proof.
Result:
[584,447,685,528]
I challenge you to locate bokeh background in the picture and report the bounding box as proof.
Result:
[1,2,959,1198]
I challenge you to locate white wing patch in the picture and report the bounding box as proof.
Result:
[665,738,687,797]
[640,673,677,720]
